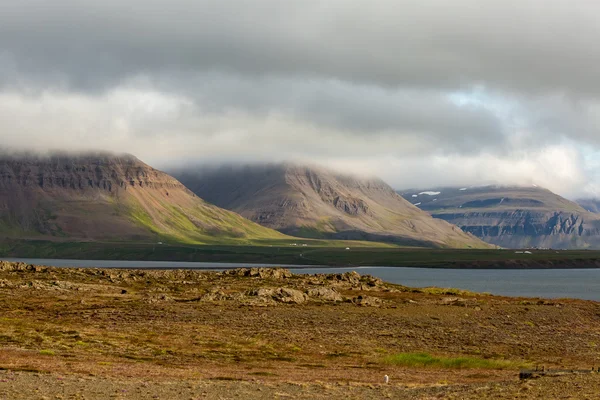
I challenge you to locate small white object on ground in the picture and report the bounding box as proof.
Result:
[384,375,389,384]
[345,247,350,250]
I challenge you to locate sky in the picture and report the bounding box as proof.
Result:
[2,0,600,198]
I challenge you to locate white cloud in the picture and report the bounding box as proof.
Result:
[1,1,600,199]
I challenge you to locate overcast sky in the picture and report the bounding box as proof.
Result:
[2,0,600,197]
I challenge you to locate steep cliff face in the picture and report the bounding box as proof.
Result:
[173,163,490,248]
[0,152,286,243]
[0,153,182,192]
[399,186,600,249]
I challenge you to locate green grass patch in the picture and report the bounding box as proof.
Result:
[39,349,56,356]
[384,352,526,369]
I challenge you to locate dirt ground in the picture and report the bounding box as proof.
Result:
[2,369,600,399]
[1,261,600,399]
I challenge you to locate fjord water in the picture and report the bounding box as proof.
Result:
[4,258,600,301]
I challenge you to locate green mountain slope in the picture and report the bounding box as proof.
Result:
[0,153,288,244]
[173,163,491,249]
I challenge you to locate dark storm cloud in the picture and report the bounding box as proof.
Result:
[1,0,600,95]
[153,73,507,153]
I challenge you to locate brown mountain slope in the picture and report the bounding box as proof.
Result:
[399,185,600,249]
[173,164,490,248]
[0,153,287,244]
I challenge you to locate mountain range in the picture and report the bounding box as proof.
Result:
[10,152,600,250]
[399,185,600,249]
[173,163,490,248]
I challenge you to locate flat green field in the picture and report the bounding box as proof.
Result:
[1,239,600,268]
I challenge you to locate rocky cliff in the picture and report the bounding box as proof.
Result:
[399,186,600,249]
[173,163,490,248]
[0,152,286,243]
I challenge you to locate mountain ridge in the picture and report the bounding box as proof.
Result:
[173,163,490,249]
[399,185,600,249]
[0,152,288,244]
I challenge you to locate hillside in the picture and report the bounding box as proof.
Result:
[0,153,287,244]
[399,185,600,249]
[173,164,489,248]
[577,198,600,214]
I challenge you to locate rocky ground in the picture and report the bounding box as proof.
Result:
[1,261,600,399]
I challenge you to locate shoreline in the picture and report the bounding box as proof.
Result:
[4,257,600,270]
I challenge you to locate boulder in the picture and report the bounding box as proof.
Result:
[247,287,307,304]
[306,287,344,302]
[200,289,229,301]
[352,295,383,307]
[278,288,307,304]
[440,297,471,307]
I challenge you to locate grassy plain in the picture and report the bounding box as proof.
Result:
[2,239,600,268]
[1,262,600,398]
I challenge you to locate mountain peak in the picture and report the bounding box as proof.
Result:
[174,163,490,248]
[0,151,182,193]
[0,153,285,243]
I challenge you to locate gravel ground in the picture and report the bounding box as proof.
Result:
[1,263,600,399]
[1,370,600,399]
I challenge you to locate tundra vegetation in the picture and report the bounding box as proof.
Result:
[1,262,600,398]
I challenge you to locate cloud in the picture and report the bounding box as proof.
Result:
[0,85,499,159]
[2,0,600,95]
[1,1,600,198]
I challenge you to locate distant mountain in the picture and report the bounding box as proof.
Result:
[399,185,600,249]
[576,198,600,214]
[0,153,287,244]
[173,163,490,248]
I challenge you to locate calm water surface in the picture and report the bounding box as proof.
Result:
[3,258,600,301]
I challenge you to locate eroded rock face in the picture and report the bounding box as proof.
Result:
[302,170,371,216]
[400,185,600,249]
[439,211,600,249]
[0,153,183,192]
